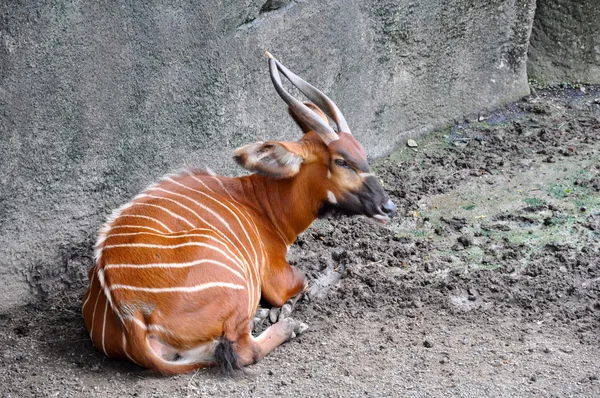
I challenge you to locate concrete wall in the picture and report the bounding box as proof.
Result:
[0,0,536,312]
[528,0,600,85]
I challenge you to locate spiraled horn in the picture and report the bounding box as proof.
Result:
[266,52,342,145]
[267,53,350,134]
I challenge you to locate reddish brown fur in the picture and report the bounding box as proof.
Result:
[82,132,374,374]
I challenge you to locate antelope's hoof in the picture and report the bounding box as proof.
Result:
[255,308,269,320]
[251,308,271,331]
[282,318,309,340]
[269,307,281,323]
[269,294,302,323]
[269,302,293,322]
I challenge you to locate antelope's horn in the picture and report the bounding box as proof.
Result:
[267,53,350,134]
[267,53,344,145]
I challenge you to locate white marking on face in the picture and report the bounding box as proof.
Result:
[327,170,332,179]
[327,191,337,204]
[358,172,375,179]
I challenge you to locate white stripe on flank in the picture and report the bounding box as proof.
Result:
[109,225,165,234]
[103,241,246,276]
[208,174,288,248]
[149,185,251,268]
[102,299,110,357]
[117,215,173,233]
[187,177,259,264]
[96,269,118,324]
[122,332,143,367]
[104,230,247,267]
[105,231,219,239]
[139,193,206,226]
[104,258,246,282]
[95,269,128,330]
[110,281,245,293]
[89,285,102,338]
[131,202,195,229]
[207,175,269,314]
[95,202,134,261]
[152,181,255,305]
[170,177,259,315]
[82,273,94,311]
[204,167,216,177]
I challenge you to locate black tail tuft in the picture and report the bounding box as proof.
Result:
[214,338,243,376]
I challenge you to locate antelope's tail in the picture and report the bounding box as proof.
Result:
[213,338,243,375]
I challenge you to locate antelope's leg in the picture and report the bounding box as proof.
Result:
[251,289,305,331]
[260,260,306,307]
[268,283,308,322]
[236,318,308,366]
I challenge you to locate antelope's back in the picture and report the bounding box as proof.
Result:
[90,171,266,328]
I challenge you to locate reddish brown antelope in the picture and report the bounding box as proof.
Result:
[82,52,396,374]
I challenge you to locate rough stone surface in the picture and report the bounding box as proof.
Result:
[528,0,600,85]
[0,0,536,311]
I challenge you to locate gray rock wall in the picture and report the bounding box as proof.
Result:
[0,0,536,312]
[528,0,600,85]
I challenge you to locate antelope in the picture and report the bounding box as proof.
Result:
[82,52,397,375]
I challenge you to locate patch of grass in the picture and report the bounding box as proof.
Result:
[539,182,591,200]
[507,231,543,246]
[394,228,431,239]
[523,197,547,206]
[545,183,570,199]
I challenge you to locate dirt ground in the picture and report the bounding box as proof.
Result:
[1,87,599,397]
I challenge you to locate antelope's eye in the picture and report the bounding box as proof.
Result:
[334,159,349,168]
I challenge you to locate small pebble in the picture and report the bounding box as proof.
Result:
[407,139,418,148]
[423,340,433,348]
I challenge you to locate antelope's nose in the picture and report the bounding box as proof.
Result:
[382,199,397,218]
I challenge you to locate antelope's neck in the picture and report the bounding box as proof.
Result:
[240,173,325,246]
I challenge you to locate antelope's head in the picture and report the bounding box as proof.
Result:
[235,53,396,224]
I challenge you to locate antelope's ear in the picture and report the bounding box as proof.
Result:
[234,141,310,178]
